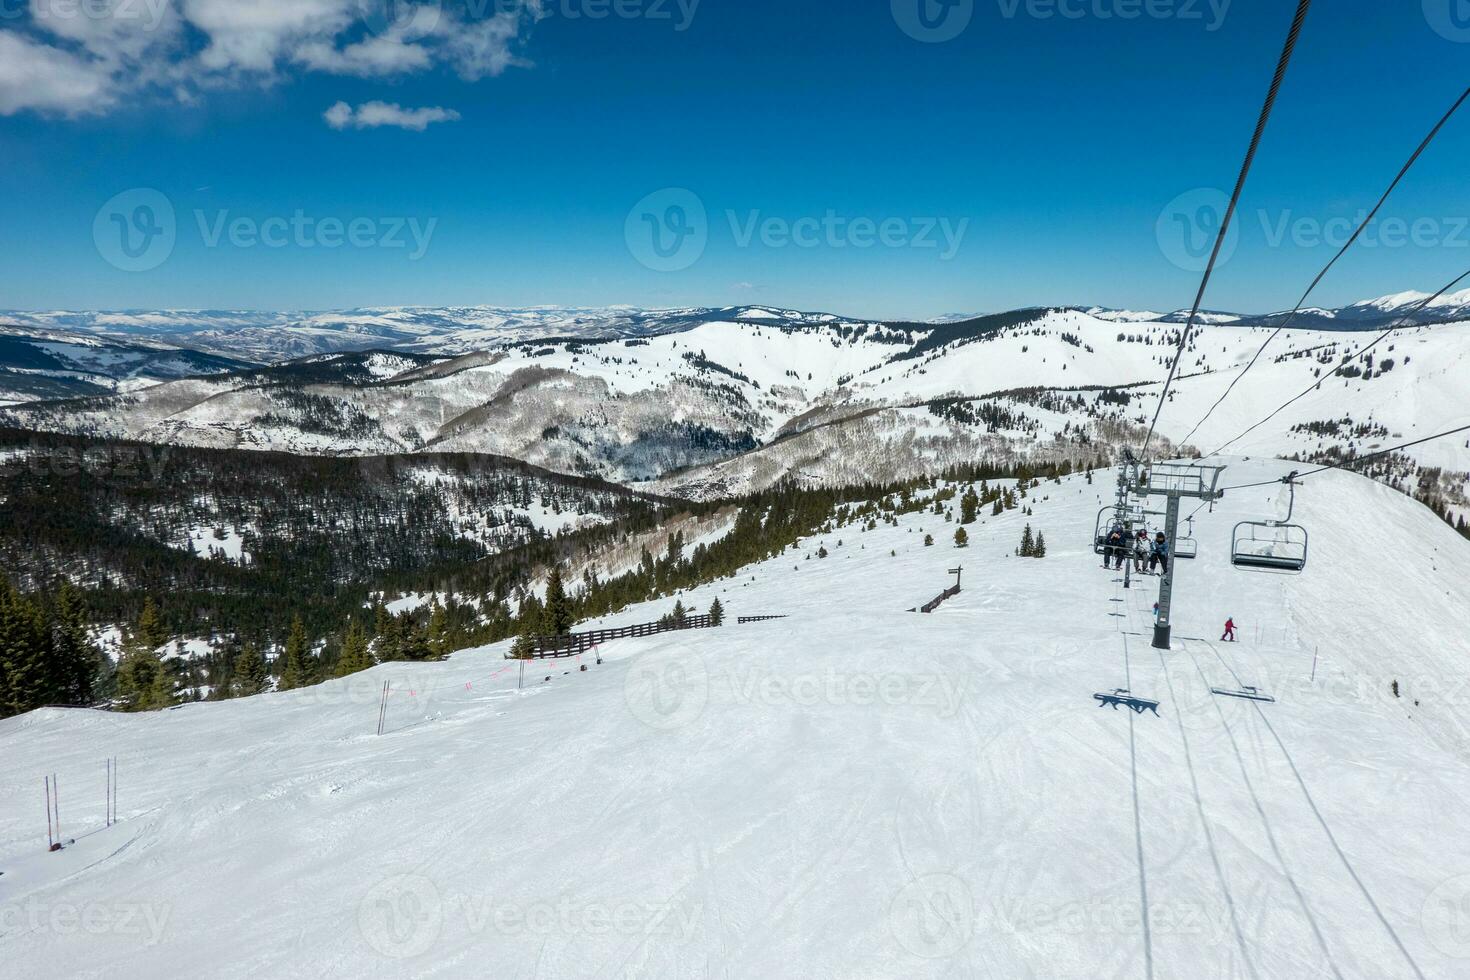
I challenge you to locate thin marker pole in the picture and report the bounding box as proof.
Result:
[45,776,54,849]
[105,759,111,828]
[1310,646,1319,683]
[53,774,60,845]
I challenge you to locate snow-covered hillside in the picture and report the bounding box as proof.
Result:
[3,460,1469,977]
[4,306,1469,511]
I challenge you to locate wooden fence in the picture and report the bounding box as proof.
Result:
[526,614,715,658]
[525,612,787,658]
[919,585,961,614]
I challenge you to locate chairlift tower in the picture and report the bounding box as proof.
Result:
[1133,462,1224,650]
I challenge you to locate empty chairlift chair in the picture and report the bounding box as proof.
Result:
[1231,473,1309,573]
[1173,516,1200,560]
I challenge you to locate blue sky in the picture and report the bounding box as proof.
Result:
[1,0,1467,319]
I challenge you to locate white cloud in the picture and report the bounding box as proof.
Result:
[0,31,114,116]
[0,0,538,118]
[324,100,461,131]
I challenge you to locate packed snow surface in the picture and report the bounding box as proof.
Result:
[3,460,1469,977]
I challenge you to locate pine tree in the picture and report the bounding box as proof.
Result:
[135,598,169,651]
[960,488,979,524]
[511,616,538,659]
[52,581,100,706]
[0,579,50,716]
[117,599,173,711]
[427,603,453,659]
[671,599,687,627]
[1034,532,1047,558]
[708,597,725,626]
[1020,524,1035,557]
[278,616,311,691]
[924,534,934,547]
[233,645,268,697]
[954,528,969,548]
[544,566,574,636]
[334,621,374,677]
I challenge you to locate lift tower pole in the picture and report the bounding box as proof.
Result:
[1132,462,1223,650]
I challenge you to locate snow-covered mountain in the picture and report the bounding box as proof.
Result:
[0,306,868,364]
[4,460,1468,976]
[5,307,1467,516]
[0,324,254,406]
[5,291,1467,366]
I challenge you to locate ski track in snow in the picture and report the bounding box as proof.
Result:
[2,459,1469,977]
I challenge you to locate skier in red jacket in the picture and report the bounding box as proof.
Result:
[1221,618,1237,642]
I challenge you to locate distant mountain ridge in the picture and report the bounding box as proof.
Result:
[5,289,1469,367]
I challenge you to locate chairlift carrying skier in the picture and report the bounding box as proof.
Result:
[1149,532,1170,575]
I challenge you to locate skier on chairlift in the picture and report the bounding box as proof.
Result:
[1221,617,1237,642]
[1104,527,1127,570]
[1133,529,1150,575]
[1149,531,1170,575]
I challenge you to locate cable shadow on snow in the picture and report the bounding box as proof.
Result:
[1197,640,1427,980]
[1182,642,1346,980]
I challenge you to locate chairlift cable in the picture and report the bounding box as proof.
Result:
[1203,265,1470,459]
[1139,0,1313,463]
[1176,86,1470,451]
[1217,422,1470,493]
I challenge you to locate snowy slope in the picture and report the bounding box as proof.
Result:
[4,307,1469,506]
[3,461,1469,977]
